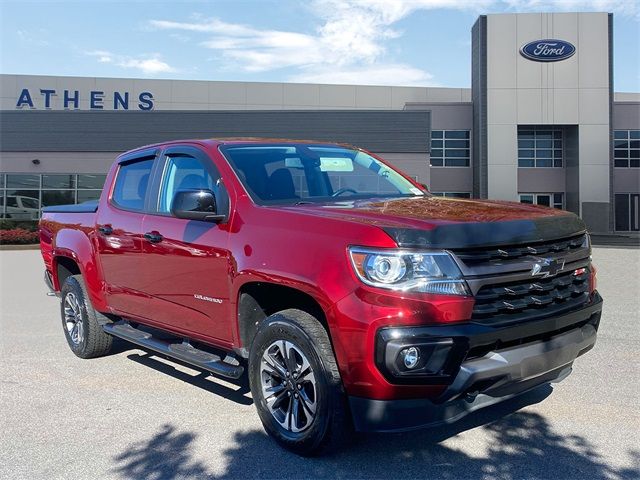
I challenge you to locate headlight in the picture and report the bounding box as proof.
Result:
[348,247,470,296]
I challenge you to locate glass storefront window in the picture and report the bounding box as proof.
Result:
[431,192,472,198]
[613,130,640,168]
[77,190,102,203]
[430,130,470,167]
[42,174,75,189]
[519,192,564,209]
[42,190,75,208]
[78,174,107,189]
[0,173,106,219]
[518,127,563,167]
[4,190,40,220]
[6,174,40,188]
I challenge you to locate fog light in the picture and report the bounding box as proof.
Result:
[402,347,420,369]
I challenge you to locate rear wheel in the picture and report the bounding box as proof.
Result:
[248,309,351,456]
[60,275,113,358]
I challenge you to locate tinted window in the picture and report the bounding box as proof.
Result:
[158,155,217,213]
[42,190,75,208]
[613,130,640,168]
[42,175,75,189]
[430,130,470,167]
[77,190,102,203]
[78,174,107,189]
[112,159,154,211]
[6,174,39,188]
[221,144,423,205]
[518,126,563,167]
[5,190,40,219]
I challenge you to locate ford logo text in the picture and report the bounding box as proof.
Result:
[520,39,576,62]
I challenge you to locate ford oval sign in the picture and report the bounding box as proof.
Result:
[520,39,576,62]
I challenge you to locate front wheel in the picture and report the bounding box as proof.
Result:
[248,309,351,456]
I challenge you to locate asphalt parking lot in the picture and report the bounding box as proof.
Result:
[1,248,639,479]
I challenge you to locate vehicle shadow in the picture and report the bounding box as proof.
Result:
[126,351,252,405]
[110,385,640,479]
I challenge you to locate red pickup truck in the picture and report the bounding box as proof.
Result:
[40,139,603,455]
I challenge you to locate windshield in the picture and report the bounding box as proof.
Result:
[220,144,425,205]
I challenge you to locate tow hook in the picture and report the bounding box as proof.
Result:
[465,391,479,403]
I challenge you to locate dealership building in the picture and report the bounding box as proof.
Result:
[0,11,638,233]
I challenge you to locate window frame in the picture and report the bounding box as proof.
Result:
[613,130,640,168]
[0,172,107,219]
[431,192,472,198]
[147,145,230,220]
[109,148,160,214]
[518,127,564,168]
[430,130,471,168]
[519,192,564,209]
[219,143,424,206]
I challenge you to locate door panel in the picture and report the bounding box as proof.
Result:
[95,157,155,318]
[137,148,234,344]
[139,215,232,342]
[95,205,149,317]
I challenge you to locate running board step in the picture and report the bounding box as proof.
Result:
[103,322,244,379]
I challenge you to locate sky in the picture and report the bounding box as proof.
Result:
[1,0,639,91]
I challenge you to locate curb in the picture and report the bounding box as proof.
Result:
[0,244,40,251]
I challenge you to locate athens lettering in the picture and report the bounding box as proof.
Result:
[15,88,154,110]
[520,39,575,62]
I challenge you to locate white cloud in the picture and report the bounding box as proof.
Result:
[291,63,436,86]
[501,0,640,17]
[16,29,50,47]
[85,50,176,74]
[148,3,440,85]
[148,0,639,85]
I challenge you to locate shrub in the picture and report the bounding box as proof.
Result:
[0,228,39,245]
[0,220,39,232]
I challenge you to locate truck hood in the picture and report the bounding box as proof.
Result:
[283,196,586,249]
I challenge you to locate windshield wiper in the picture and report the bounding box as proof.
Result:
[293,201,316,206]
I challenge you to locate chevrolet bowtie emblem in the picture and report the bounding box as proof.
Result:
[531,257,565,278]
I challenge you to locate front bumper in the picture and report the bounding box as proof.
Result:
[350,295,601,432]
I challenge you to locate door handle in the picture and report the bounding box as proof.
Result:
[97,224,113,235]
[144,231,163,243]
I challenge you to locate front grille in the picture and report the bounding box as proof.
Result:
[454,234,586,265]
[472,268,590,325]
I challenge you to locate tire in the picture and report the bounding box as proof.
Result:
[248,309,351,456]
[60,274,113,359]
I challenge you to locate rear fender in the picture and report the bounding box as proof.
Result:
[52,228,108,312]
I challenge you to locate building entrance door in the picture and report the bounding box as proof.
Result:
[615,194,640,231]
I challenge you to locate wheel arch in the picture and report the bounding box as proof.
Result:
[51,228,108,312]
[236,281,331,357]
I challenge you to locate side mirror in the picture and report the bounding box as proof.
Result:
[170,190,226,223]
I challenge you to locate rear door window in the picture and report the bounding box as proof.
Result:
[111,159,155,211]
